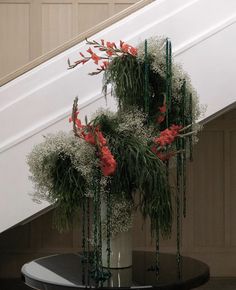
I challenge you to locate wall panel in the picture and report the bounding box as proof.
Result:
[77,2,109,33]
[42,2,73,53]
[0,2,30,78]
[0,0,139,78]
[114,3,130,13]
[192,131,225,247]
[229,130,236,246]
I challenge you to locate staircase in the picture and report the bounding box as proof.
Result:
[0,0,236,233]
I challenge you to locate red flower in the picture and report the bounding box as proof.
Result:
[129,46,138,56]
[100,146,117,176]
[84,132,96,145]
[154,124,182,147]
[100,61,109,70]
[154,129,173,146]
[159,104,166,113]
[69,111,79,123]
[121,43,129,53]
[106,49,113,56]
[151,145,157,154]
[75,118,83,128]
[97,131,106,146]
[103,61,109,67]
[70,104,117,176]
[170,124,182,133]
[156,115,165,124]
[91,53,101,65]
[87,47,93,54]
[106,41,116,49]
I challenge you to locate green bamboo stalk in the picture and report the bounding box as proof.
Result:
[86,199,90,286]
[168,40,172,117]
[189,93,193,161]
[144,39,149,115]
[176,138,182,266]
[156,218,160,278]
[182,80,187,218]
[97,186,104,286]
[165,38,172,127]
[82,197,86,285]
[165,39,169,127]
[106,190,111,269]
[92,178,99,287]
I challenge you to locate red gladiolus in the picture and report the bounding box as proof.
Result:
[97,131,107,146]
[70,107,117,176]
[157,115,165,124]
[103,61,109,67]
[99,61,110,71]
[121,43,129,53]
[91,53,101,65]
[170,124,182,132]
[100,146,117,176]
[69,39,138,74]
[129,46,138,56]
[106,49,113,56]
[69,111,79,123]
[84,132,96,145]
[151,145,157,154]
[156,104,166,124]
[154,124,182,147]
[69,106,116,176]
[87,47,93,54]
[154,129,174,146]
[159,104,166,113]
[75,118,83,128]
[106,41,116,49]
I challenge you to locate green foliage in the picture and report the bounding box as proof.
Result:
[93,112,172,237]
[50,154,86,231]
[104,55,146,110]
[27,132,97,232]
[111,133,172,237]
[103,39,200,128]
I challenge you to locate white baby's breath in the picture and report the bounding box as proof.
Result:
[137,37,204,122]
[27,131,96,202]
[102,195,133,237]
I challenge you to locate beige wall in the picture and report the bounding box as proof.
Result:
[0,0,139,79]
[0,108,236,278]
[182,108,236,276]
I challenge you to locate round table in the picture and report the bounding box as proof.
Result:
[21,251,209,290]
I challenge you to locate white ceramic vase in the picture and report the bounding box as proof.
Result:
[102,228,132,268]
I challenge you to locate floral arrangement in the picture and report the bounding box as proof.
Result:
[28,37,202,281]
[68,39,138,75]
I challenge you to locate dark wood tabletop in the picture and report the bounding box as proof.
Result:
[22,251,210,290]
